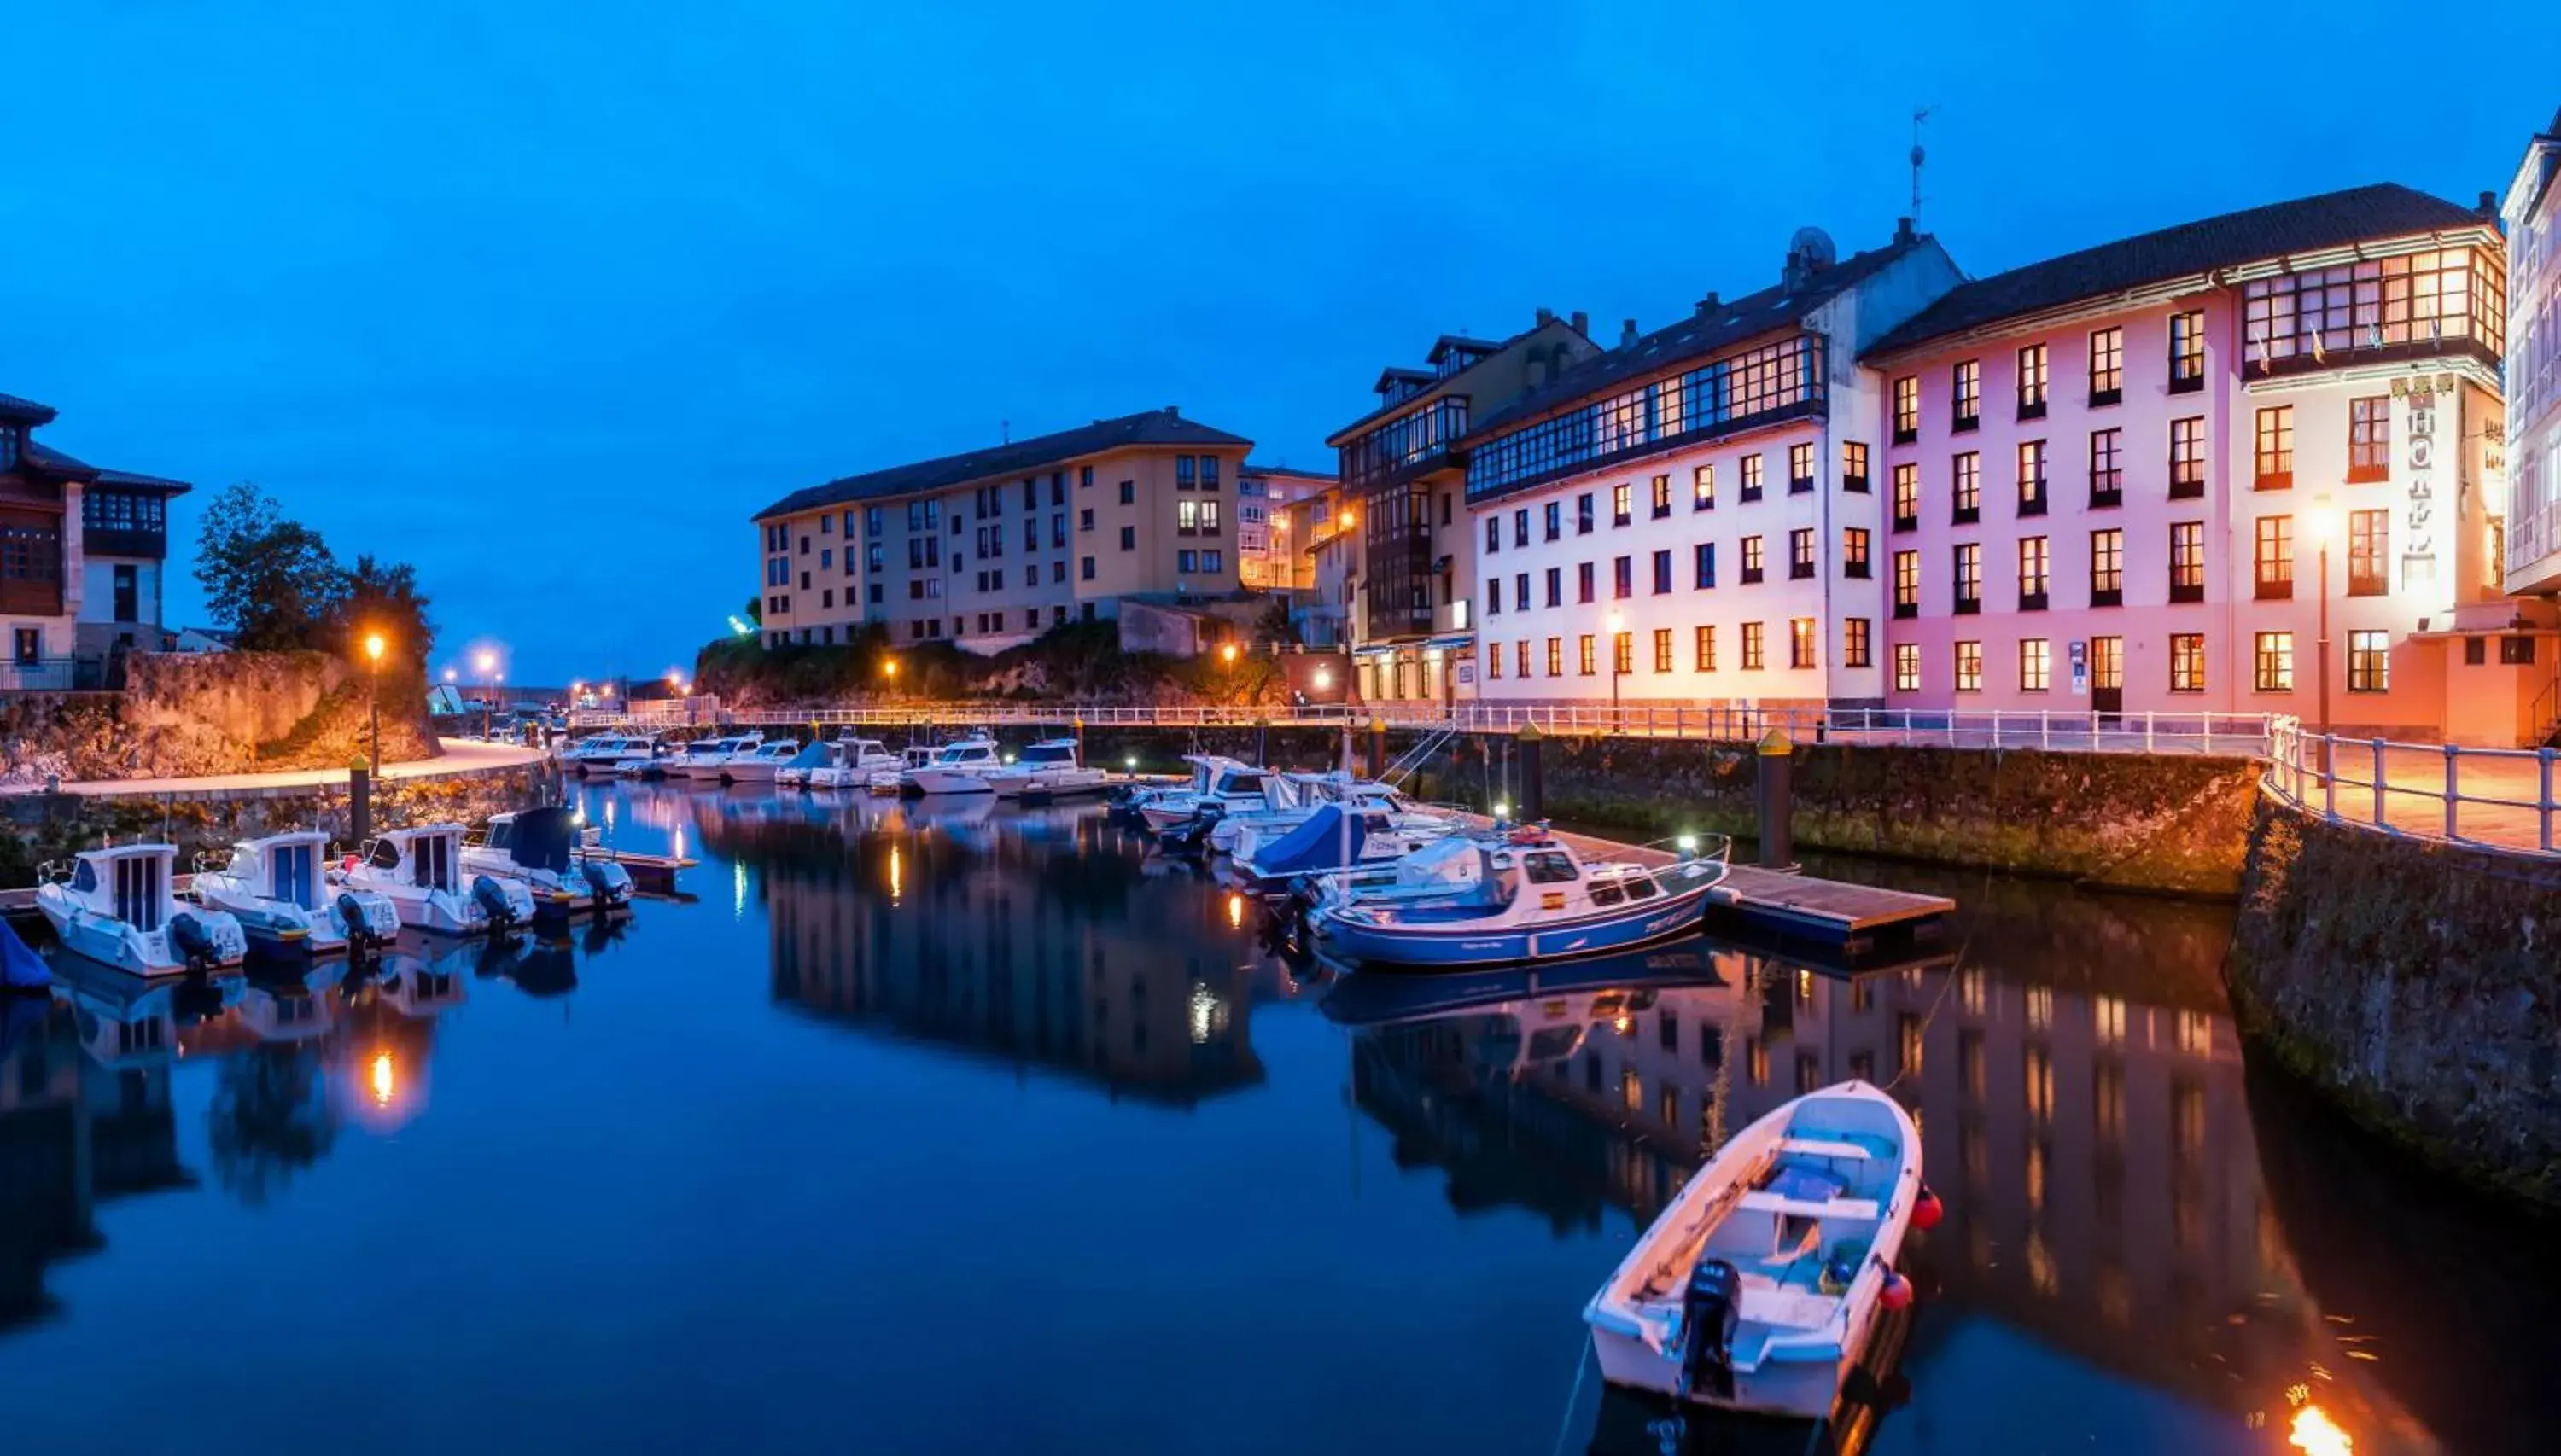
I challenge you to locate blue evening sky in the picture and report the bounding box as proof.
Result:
[2,1,2544,684]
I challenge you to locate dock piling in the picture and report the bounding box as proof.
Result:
[1755,730,1795,870]
[1517,723,1545,822]
[1367,717,1386,781]
[350,766,372,846]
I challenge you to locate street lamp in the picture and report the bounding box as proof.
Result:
[475,649,497,739]
[2311,495,2336,784]
[1218,642,1239,665]
[362,632,386,774]
[1605,608,1626,728]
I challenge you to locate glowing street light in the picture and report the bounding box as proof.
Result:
[1218,642,1240,665]
[361,631,387,775]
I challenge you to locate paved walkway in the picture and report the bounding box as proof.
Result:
[2277,742,2558,853]
[53,739,546,798]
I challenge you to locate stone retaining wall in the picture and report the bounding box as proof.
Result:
[1067,725,2259,895]
[2226,792,2561,1208]
[0,651,440,785]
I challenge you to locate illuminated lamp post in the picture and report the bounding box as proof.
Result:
[362,632,386,774]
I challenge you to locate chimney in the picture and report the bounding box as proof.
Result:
[1569,310,1589,336]
[2479,189,2499,218]
[1695,290,1721,317]
[1619,318,1639,348]
[1895,215,1916,243]
[1164,405,1181,418]
[1535,306,1555,326]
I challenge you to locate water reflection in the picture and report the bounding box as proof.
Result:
[713,797,1285,1106]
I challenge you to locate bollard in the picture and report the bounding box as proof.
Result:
[1256,717,1269,771]
[350,766,372,846]
[1755,729,1795,870]
[1518,723,1546,822]
[1368,716,1386,781]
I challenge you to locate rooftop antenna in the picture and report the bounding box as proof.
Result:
[1000,417,1010,444]
[1909,107,1932,225]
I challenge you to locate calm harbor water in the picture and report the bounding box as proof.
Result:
[2,782,2550,1456]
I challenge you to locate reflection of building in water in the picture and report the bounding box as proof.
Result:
[1350,937,2347,1415]
[752,809,1267,1105]
[0,967,207,1332]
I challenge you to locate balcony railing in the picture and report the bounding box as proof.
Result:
[1341,397,1471,492]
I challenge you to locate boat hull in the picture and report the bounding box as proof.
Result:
[1589,1322,1880,1422]
[1314,882,1713,970]
[904,769,993,796]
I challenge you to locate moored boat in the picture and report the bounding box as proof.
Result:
[35,844,249,976]
[195,830,402,957]
[1138,755,1280,836]
[901,735,1003,796]
[460,807,635,915]
[662,731,765,780]
[871,745,935,795]
[717,738,805,786]
[1228,800,1462,888]
[810,736,901,790]
[340,824,539,936]
[984,738,1110,801]
[1308,828,1728,969]
[1584,1080,1928,1420]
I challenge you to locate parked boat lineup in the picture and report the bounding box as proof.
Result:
[661,732,766,780]
[984,738,1110,801]
[1584,1080,1931,1421]
[715,737,807,786]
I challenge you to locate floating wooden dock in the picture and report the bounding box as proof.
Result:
[1525,825,1953,969]
[578,848,695,897]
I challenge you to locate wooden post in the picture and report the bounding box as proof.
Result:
[350,766,372,847]
[1517,723,1545,822]
[1756,729,1795,871]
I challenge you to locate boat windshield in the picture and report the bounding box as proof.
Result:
[1022,744,1074,765]
[935,743,988,764]
[1392,837,1481,890]
[1218,772,1267,795]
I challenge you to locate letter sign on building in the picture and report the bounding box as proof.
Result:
[2404,388,2437,595]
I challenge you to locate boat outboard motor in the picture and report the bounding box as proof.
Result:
[336,892,380,952]
[470,874,519,931]
[1678,1258,1743,1401]
[168,911,225,973]
[579,858,633,906]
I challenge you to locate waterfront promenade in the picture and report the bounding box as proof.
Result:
[47,738,546,799]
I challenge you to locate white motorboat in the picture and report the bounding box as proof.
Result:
[35,844,248,976]
[1138,755,1281,835]
[662,731,765,780]
[773,738,835,789]
[810,736,902,790]
[461,807,635,915]
[1584,1080,1928,1419]
[716,737,805,786]
[564,733,654,776]
[984,739,1110,801]
[339,823,539,936]
[871,745,935,795]
[901,735,1003,795]
[1228,800,1466,887]
[194,830,402,956]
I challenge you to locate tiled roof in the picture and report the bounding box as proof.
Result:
[1241,461,1333,480]
[20,440,96,479]
[94,467,192,494]
[0,391,57,425]
[1471,236,1926,437]
[1426,335,1500,364]
[1866,183,2491,358]
[753,407,1251,521]
[1370,366,1433,394]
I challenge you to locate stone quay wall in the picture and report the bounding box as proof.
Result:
[2226,792,2561,1209]
[0,651,440,787]
[1059,725,2260,896]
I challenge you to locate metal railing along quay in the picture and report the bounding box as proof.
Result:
[2265,714,2560,857]
[571,701,2272,755]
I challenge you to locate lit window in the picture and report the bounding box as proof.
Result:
[2088,326,2123,400]
[2255,406,2293,488]
[2255,632,2294,692]
[1891,376,1919,440]
[2019,638,2051,691]
[2016,342,2048,414]
[2349,397,2391,482]
[1741,621,1765,669]
[1893,641,1920,692]
[1951,360,1981,429]
[2348,629,2390,692]
[2168,309,2205,389]
[1694,624,1715,671]
[1951,451,1980,520]
[1842,616,1871,668]
[1788,617,1817,669]
[1954,640,1983,691]
[2169,632,2206,693]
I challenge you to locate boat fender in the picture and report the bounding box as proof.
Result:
[470,875,518,930]
[1677,1258,1742,1401]
[168,911,225,971]
[1879,1268,1915,1312]
[1911,1185,1943,1232]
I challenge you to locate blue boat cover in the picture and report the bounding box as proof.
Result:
[0,916,51,991]
[504,807,579,873]
[1248,803,1370,877]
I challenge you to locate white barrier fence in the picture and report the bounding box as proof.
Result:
[570,701,2272,755]
[2266,713,2558,856]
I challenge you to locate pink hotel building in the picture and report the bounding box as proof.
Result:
[1456,184,2552,743]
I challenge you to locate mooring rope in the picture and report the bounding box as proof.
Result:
[1548,1342,1595,1456]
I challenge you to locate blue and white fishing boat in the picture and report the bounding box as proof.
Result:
[1584,1080,1928,1419]
[461,807,635,915]
[36,844,249,976]
[1308,828,1727,970]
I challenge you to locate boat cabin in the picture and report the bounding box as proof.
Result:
[929,737,1000,768]
[363,824,470,894]
[1017,740,1080,767]
[57,845,184,931]
[219,830,333,911]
